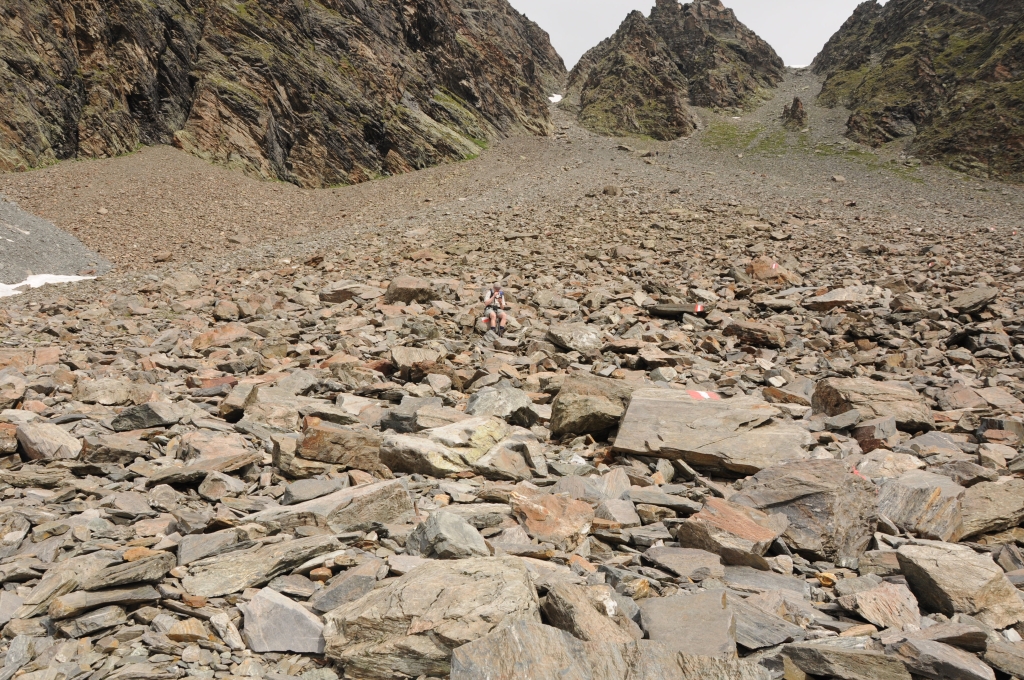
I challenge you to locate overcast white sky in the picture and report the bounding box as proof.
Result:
[507,0,885,68]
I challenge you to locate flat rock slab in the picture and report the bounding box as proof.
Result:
[785,643,912,680]
[451,619,770,680]
[643,546,724,582]
[244,478,413,533]
[723,566,810,597]
[812,377,934,432]
[182,535,341,598]
[639,591,736,658]
[613,390,813,476]
[239,587,325,654]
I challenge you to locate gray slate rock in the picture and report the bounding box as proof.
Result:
[639,591,736,658]
[784,642,912,680]
[897,541,1024,629]
[282,477,348,505]
[323,557,540,678]
[732,459,878,561]
[239,587,325,653]
[406,511,490,559]
[182,535,341,598]
[451,619,770,680]
[891,638,995,680]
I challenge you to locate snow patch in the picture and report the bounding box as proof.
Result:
[548,94,563,103]
[0,274,95,298]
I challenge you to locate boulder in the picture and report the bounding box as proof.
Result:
[613,390,813,476]
[549,374,635,437]
[380,433,471,477]
[856,450,925,479]
[726,593,805,651]
[465,382,534,421]
[322,557,540,679]
[959,478,1024,539]
[950,287,999,314]
[72,378,130,405]
[406,511,490,559]
[541,582,636,643]
[897,541,1024,629]
[804,285,882,311]
[984,642,1024,677]
[732,459,879,561]
[672,498,783,569]
[547,322,604,352]
[281,477,348,505]
[723,320,786,348]
[891,638,995,680]
[385,275,434,303]
[812,377,934,432]
[16,421,81,460]
[298,421,388,477]
[110,401,188,431]
[877,470,965,541]
[836,582,921,630]
[182,535,341,598]
[511,489,595,550]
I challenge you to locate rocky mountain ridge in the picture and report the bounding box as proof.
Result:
[813,0,1024,180]
[565,0,783,140]
[0,0,565,187]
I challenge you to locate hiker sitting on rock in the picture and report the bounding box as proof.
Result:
[484,284,508,337]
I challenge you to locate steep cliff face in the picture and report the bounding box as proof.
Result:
[813,0,1024,180]
[569,11,698,141]
[0,0,565,186]
[566,0,783,140]
[647,0,784,109]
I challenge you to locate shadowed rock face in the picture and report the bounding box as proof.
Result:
[0,0,565,187]
[813,0,1024,180]
[566,0,783,140]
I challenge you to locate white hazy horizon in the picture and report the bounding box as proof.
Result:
[507,0,888,69]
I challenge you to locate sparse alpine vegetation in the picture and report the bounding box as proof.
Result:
[813,0,1024,181]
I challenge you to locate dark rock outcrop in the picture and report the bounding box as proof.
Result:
[782,97,808,130]
[566,0,783,140]
[0,0,565,187]
[568,12,698,141]
[647,0,785,109]
[813,0,1024,180]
